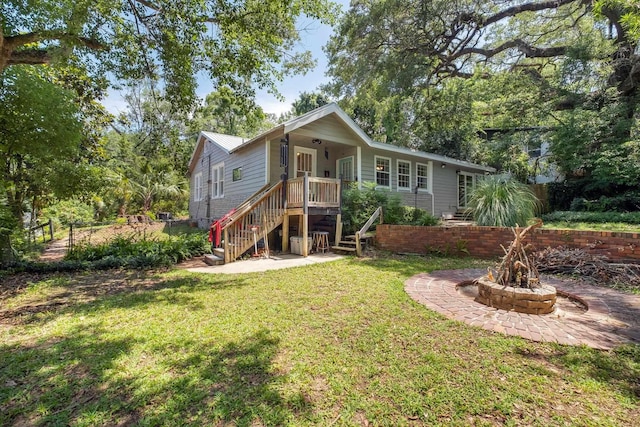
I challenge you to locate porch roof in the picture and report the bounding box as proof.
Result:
[190,103,495,174]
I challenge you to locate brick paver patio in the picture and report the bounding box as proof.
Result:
[405,269,640,350]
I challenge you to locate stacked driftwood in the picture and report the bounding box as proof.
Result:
[492,220,543,289]
[533,246,640,290]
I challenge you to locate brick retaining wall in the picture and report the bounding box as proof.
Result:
[376,224,640,261]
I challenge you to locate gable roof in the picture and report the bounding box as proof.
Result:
[189,103,494,174]
[201,131,247,152]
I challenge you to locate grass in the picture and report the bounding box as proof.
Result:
[1,256,638,426]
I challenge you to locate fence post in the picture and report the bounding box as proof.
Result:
[48,218,54,241]
[68,223,74,252]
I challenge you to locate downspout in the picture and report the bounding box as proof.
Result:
[357,146,362,190]
[430,161,435,216]
[205,152,211,220]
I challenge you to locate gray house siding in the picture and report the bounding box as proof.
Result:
[188,103,493,227]
[432,167,459,217]
[359,149,436,215]
[189,138,267,227]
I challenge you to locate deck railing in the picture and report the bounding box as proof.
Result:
[287,176,341,209]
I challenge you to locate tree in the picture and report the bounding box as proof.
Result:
[191,87,275,137]
[0,66,86,224]
[2,0,339,110]
[291,91,330,116]
[326,0,640,189]
[116,85,195,175]
[328,1,635,97]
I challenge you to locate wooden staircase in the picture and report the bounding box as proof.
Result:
[210,182,286,264]
[332,206,382,256]
[453,208,473,221]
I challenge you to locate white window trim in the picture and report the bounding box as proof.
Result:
[211,162,224,199]
[374,155,392,189]
[194,172,203,201]
[416,161,432,193]
[396,159,411,192]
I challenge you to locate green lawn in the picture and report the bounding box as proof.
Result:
[1,256,638,426]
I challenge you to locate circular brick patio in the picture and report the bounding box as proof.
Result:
[405,269,640,350]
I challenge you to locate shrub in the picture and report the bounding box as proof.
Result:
[341,182,439,232]
[541,211,640,225]
[469,176,540,227]
[40,199,95,229]
[64,233,209,268]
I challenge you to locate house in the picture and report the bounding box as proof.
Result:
[187,103,493,262]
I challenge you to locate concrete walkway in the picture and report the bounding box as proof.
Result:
[181,252,345,274]
[405,269,640,350]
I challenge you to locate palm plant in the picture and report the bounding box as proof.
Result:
[468,176,539,227]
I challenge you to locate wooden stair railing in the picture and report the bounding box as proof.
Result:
[218,182,273,230]
[333,206,383,256]
[220,181,286,263]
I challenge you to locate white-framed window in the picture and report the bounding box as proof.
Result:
[375,156,391,188]
[211,162,224,198]
[416,162,431,192]
[294,146,317,177]
[194,172,203,201]
[397,160,411,191]
[337,156,354,182]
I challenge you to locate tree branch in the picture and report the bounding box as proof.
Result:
[7,49,51,66]
[4,32,106,51]
[134,0,220,24]
[456,39,567,60]
[482,0,587,27]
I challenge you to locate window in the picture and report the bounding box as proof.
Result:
[232,167,242,182]
[295,146,316,177]
[417,162,430,192]
[194,172,203,201]
[397,160,411,191]
[211,162,224,198]
[375,156,391,188]
[337,156,354,182]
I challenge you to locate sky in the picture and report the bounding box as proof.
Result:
[102,0,350,116]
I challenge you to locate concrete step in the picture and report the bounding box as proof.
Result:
[213,247,225,258]
[331,245,357,253]
[204,254,225,266]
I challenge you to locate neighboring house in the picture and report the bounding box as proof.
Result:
[187,103,493,262]
[527,141,564,184]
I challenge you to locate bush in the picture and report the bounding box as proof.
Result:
[469,176,539,227]
[41,199,95,229]
[341,182,439,232]
[569,192,640,212]
[64,233,210,267]
[541,211,640,225]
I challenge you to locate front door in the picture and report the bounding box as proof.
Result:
[458,172,475,209]
[294,146,317,177]
[337,156,354,182]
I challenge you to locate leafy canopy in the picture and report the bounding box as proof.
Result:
[2,0,340,110]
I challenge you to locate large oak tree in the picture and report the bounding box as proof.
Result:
[326,0,640,190]
[2,0,339,110]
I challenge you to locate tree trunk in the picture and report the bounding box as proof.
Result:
[0,230,14,266]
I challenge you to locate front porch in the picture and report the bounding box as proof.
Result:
[213,175,344,264]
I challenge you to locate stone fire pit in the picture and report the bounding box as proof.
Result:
[474,276,557,314]
[473,220,559,314]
